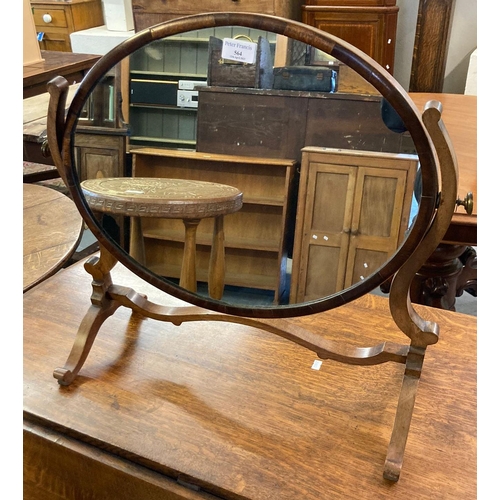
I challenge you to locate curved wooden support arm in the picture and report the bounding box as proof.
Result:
[46,76,70,185]
[390,100,458,348]
[107,285,409,366]
[383,100,460,482]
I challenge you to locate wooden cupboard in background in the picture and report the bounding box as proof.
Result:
[30,0,104,52]
[302,0,399,74]
[290,147,418,303]
[73,63,130,247]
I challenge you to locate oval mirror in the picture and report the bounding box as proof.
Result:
[61,13,439,318]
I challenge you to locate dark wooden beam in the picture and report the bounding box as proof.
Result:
[409,0,456,92]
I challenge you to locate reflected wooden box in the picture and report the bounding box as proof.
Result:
[207,36,274,89]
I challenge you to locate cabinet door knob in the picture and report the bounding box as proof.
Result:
[42,13,52,23]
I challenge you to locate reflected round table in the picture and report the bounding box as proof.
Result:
[81,177,243,300]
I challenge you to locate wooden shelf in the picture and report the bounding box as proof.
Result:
[148,264,278,292]
[143,228,282,252]
[130,70,206,78]
[130,104,198,111]
[129,136,197,147]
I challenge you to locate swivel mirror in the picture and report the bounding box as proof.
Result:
[46,12,458,482]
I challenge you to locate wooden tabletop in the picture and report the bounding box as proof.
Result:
[23,183,84,292]
[81,177,244,219]
[23,257,476,499]
[23,83,80,143]
[23,50,100,99]
[409,92,477,245]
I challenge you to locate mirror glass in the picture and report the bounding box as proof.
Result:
[71,25,423,309]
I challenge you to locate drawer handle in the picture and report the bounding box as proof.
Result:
[42,13,52,23]
[456,192,474,215]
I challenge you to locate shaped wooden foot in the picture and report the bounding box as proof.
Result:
[53,300,121,386]
[54,248,121,386]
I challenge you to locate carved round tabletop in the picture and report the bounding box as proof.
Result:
[80,177,243,219]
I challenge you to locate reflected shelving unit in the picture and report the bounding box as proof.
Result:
[128,28,277,149]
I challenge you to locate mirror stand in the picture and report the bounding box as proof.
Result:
[46,69,458,481]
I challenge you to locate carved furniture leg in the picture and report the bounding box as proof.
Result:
[53,249,121,386]
[208,215,225,300]
[180,219,200,293]
[410,243,467,311]
[129,216,146,265]
[456,246,477,298]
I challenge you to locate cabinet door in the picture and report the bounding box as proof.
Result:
[292,160,358,302]
[344,165,408,287]
[74,134,126,180]
[302,7,398,73]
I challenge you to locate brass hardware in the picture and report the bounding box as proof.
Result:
[233,35,253,42]
[456,192,473,215]
[41,139,51,158]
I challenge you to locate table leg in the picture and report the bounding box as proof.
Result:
[409,243,468,311]
[129,216,145,265]
[180,219,200,293]
[209,215,225,300]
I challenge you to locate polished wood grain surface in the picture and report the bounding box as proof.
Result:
[24,257,476,499]
[409,92,477,245]
[23,50,100,99]
[23,183,84,292]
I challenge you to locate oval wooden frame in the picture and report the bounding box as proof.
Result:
[59,13,439,319]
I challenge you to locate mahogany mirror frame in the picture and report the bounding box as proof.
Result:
[50,12,440,319]
[45,13,461,482]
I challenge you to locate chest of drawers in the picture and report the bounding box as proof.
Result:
[131,0,303,31]
[30,0,104,52]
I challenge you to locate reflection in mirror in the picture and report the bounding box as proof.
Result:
[73,27,421,308]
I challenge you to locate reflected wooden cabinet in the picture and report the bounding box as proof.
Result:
[131,148,297,303]
[74,63,130,247]
[74,63,129,180]
[290,147,417,303]
[302,0,399,74]
[30,0,104,52]
[128,28,278,149]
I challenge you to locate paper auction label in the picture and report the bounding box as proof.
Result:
[221,38,257,64]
